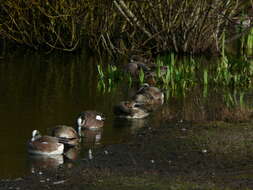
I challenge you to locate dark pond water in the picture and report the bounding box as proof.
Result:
[0,51,142,178]
[0,50,252,179]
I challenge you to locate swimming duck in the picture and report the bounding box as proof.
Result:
[51,125,80,147]
[114,100,149,119]
[76,111,105,134]
[27,130,64,155]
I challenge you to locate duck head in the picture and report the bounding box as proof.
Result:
[31,130,41,142]
[76,115,84,136]
[76,111,105,135]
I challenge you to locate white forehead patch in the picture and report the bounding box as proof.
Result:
[77,117,83,126]
[32,130,38,137]
[96,115,102,120]
[42,142,48,144]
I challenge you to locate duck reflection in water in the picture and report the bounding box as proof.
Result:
[113,117,148,134]
[80,128,103,146]
[64,146,81,161]
[28,154,64,173]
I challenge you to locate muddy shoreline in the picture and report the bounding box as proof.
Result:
[1,121,253,190]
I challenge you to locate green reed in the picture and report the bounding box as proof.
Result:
[214,54,253,88]
[97,50,253,96]
[155,54,197,97]
[97,63,123,92]
[223,90,246,109]
[246,28,253,55]
[203,69,208,97]
[159,53,251,99]
[97,64,106,92]
[138,68,145,85]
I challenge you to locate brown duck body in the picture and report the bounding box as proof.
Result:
[132,84,164,112]
[114,101,149,119]
[77,111,105,130]
[134,84,164,105]
[51,125,79,146]
[28,135,64,155]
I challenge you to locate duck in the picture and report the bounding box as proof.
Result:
[51,125,80,147]
[134,83,164,106]
[124,62,150,77]
[76,111,105,134]
[147,65,168,77]
[27,130,64,155]
[114,100,149,119]
[130,55,149,63]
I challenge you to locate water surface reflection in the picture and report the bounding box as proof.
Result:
[0,52,134,178]
[1,51,253,178]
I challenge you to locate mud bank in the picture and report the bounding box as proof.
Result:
[1,121,253,190]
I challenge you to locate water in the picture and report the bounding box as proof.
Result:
[0,51,140,178]
[0,50,253,179]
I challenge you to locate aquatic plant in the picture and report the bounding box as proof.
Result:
[213,54,253,88]
[97,63,123,92]
[243,28,253,56]
[155,54,197,97]
[97,64,106,92]
[138,68,145,85]
[203,69,208,97]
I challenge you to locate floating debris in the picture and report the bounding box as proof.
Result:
[31,168,35,174]
[53,180,65,185]
[14,178,22,181]
[202,149,207,153]
[88,149,93,160]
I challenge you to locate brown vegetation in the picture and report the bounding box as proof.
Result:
[0,1,251,55]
